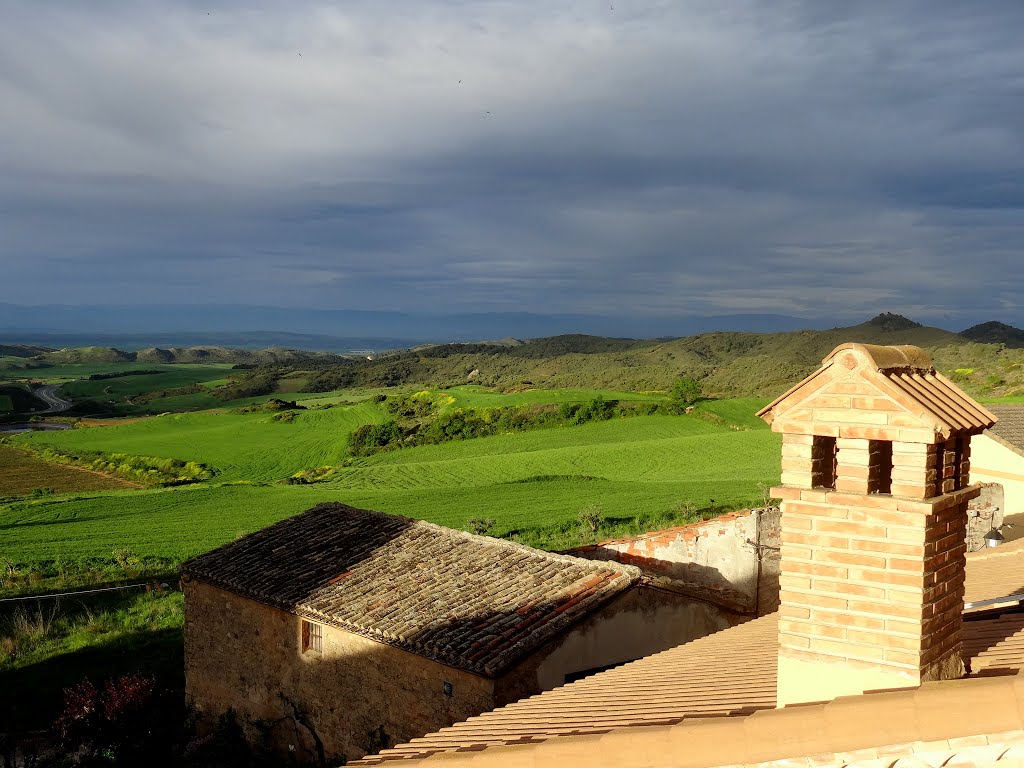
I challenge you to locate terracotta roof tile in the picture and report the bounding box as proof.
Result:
[965,539,1024,609]
[360,588,1024,764]
[181,503,640,676]
[757,344,996,436]
[357,615,779,764]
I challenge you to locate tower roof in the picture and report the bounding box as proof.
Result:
[756,343,996,440]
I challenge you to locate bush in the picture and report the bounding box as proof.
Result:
[578,505,604,534]
[669,377,702,410]
[467,517,497,536]
[55,674,182,768]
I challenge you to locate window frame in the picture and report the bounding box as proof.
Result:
[301,619,323,654]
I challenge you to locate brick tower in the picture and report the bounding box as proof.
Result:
[757,343,996,706]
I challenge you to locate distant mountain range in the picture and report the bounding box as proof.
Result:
[5,313,1024,399]
[0,302,854,349]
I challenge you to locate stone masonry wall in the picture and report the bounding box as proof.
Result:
[967,483,1005,553]
[183,579,496,764]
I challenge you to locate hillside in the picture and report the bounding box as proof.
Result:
[28,345,352,366]
[961,321,1024,348]
[6,314,1024,405]
[293,314,1024,399]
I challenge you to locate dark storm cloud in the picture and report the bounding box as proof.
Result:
[2,0,1024,326]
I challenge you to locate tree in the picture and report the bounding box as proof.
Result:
[669,377,702,409]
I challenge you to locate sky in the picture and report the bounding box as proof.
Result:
[2,1,1024,329]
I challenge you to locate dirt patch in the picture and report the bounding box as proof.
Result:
[75,416,151,428]
[0,446,141,496]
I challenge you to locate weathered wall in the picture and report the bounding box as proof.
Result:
[570,509,782,616]
[966,482,1005,552]
[499,585,738,700]
[971,433,1022,516]
[184,579,495,764]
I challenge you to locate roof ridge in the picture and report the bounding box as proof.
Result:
[399,510,643,578]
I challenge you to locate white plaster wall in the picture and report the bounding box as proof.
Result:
[971,434,1024,516]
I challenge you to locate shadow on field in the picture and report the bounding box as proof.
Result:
[0,626,184,733]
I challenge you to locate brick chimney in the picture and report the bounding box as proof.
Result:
[757,344,997,706]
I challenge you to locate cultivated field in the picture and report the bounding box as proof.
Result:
[14,401,387,483]
[0,445,139,497]
[1,394,780,564]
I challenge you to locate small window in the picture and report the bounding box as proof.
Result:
[867,440,893,494]
[951,437,966,492]
[811,436,837,489]
[302,620,322,654]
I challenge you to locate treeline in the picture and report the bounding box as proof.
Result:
[347,393,693,457]
[87,370,165,381]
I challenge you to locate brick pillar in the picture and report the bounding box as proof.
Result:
[774,475,977,707]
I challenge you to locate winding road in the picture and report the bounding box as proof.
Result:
[34,384,72,414]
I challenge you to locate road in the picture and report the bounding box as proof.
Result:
[34,384,72,414]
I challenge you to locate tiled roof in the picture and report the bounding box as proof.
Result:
[757,344,997,436]
[988,403,1024,455]
[181,503,640,677]
[358,614,779,764]
[364,676,1024,768]
[358,543,1024,765]
[965,538,1024,610]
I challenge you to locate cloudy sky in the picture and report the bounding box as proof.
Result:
[2,0,1023,329]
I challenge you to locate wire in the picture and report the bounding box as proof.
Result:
[0,582,171,604]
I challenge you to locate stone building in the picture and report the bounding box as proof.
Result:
[182,503,738,763]
[359,343,1024,768]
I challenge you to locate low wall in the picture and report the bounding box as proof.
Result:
[568,508,782,616]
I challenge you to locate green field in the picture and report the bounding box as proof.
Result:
[0,394,12,412]
[1,398,780,564]
[58,366,232,401]
[14,401,387,483]
[441,385,668,408]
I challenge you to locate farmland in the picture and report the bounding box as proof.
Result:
[14,401,387,483]
[0,377,781,734]
[0,391,779,564]
[0,445,138,497]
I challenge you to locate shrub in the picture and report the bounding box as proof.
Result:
[112,548,142,573]
[669,377,702,409]
[467,518,497,536]
[578,505,604,534]
[55,674,181,768]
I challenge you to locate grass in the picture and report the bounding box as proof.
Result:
[58,366,232,404]
[441,385,668,408]
[1,406,780,564]
[0,394,12,413]
[0,391,780,732]
[0,588,184,731]
[13,401,387,483]
[0,445,137,497]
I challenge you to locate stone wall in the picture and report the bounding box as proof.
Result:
[184,579,495,764]
[569,509,782,616]
[967,482,1005,552]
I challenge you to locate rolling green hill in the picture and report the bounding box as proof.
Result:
[2,397,778,563]
[14,401,387,483]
